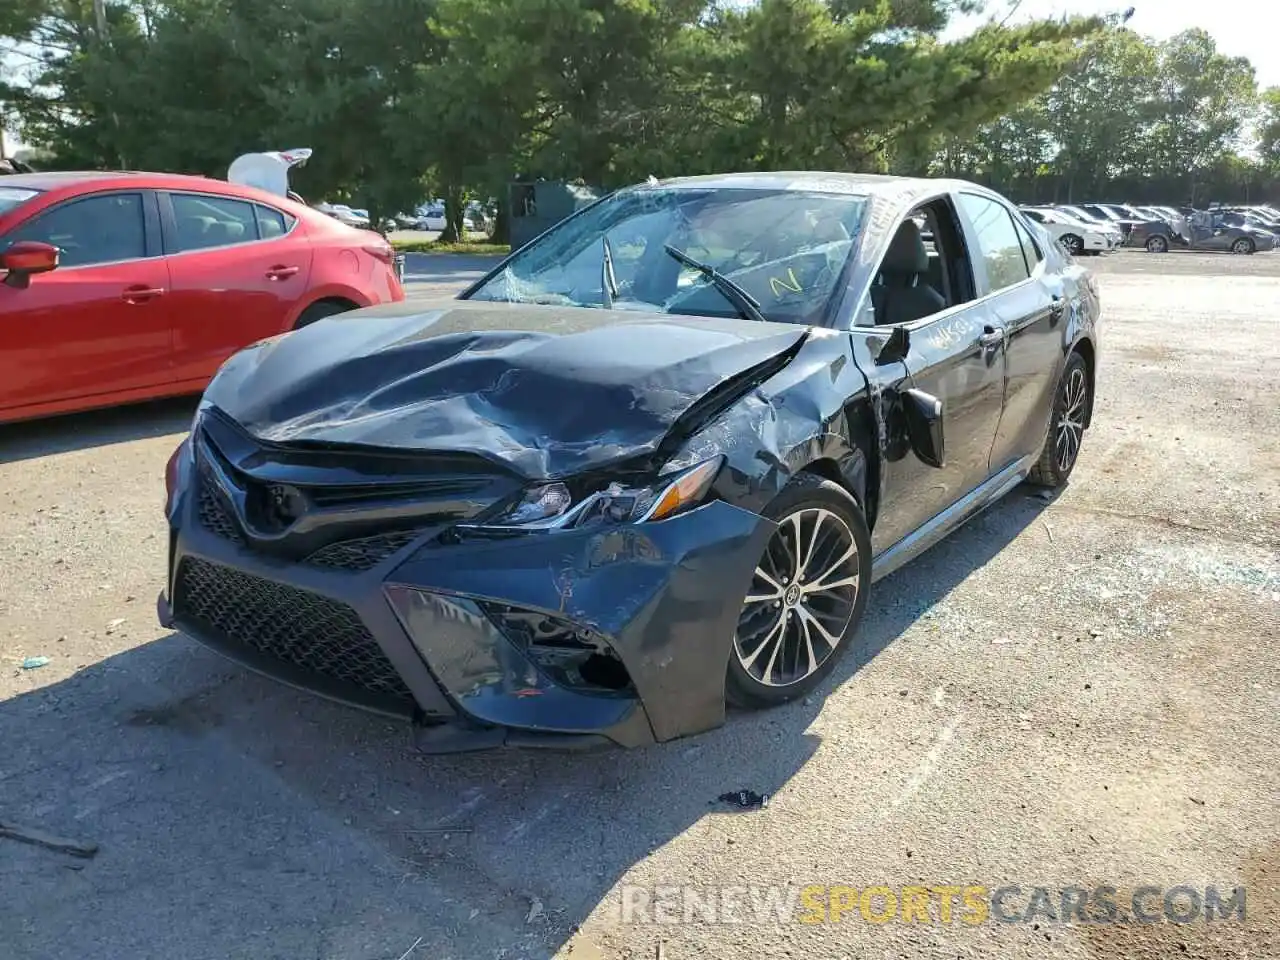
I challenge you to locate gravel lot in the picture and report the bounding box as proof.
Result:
[1,250,1276,960]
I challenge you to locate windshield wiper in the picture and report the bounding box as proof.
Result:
[601,235,618,309]
[663,244,768,324]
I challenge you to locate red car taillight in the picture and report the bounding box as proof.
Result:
[363,240,395,265]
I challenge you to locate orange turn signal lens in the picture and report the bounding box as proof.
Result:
[640,457,723,522]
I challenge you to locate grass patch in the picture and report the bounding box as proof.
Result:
[392,239,510,256]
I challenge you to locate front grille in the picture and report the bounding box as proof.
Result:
[197,474,244,545]
[174,557,413,702]
[305,530,423,571]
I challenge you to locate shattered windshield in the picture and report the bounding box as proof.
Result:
[466,186,869,326]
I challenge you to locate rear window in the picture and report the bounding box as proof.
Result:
[0,186,40,217]
[255,204,295,239]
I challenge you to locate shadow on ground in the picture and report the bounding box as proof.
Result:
[0,396,197,464]
[0,488,1048,960]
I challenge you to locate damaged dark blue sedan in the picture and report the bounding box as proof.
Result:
[158,172,1100,752]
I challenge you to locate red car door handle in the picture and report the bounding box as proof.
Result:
[266,265,300,280]
[122,285,165,303]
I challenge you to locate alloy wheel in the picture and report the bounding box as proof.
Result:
[1055,365,1089,472]
[1232,238,1252,255]
[1060,235,1083,255]
[734,508,860,688]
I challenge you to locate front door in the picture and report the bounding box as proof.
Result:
[854,198,1008,556]
[0,190,173,416]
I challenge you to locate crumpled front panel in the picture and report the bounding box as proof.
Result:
[203,300,808,480]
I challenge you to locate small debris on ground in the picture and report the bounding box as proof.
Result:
[526,896,546,923]
[21,656,50,670]
[1189,796,1206,806]
[0,818,99,858]
[716,790,769,810]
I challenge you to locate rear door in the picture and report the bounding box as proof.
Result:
[160,190,313,382]
[0,189,171,414]
[955,193,1065,473]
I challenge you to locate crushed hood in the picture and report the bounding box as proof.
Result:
[204,300,809,480]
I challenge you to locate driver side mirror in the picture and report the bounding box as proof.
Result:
[903,387,945,468]
[2,240,60,289]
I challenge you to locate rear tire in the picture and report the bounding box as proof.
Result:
[726,473,872,710]
[1145,234,1169,253]
[1028,351,1091,489]
[294,299,356,329]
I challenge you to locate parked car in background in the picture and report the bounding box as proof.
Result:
[1020,206,1116,255]
[158,171,1101,751]
[1056,204,1130,244]
[0,170,404,424]
[1180,211,1275,254]
[395,200,485,233]
[314,202,370,228]
[1080,203,1176,251]
[1218,209,1280,239]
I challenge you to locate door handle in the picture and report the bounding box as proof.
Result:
[978,326,1005,348]
[122,285,165,303]
[1049,295,1065,322]
[266,265,300,280]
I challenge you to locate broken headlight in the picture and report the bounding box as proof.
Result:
[476,455,724,532]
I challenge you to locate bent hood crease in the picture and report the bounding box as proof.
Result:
[203,300,809,480]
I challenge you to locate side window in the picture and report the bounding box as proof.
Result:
[1012,216,1042,270]
[957,194,1030,293]
[255,204,295,240]
[868,197,976,327]
[171,193,259,252]
[7,193,147,268]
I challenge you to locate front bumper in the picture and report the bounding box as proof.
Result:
[160,472,774,751]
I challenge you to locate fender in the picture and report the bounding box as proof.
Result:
[280,282,374,331]
[664,327,883,528]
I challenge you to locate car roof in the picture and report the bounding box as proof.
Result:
[0,169,312,215]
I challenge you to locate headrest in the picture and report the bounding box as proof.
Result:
[883,219,929,275]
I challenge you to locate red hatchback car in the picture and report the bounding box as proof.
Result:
[0,171,405,424]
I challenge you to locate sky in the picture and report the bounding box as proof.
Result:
[946,0,1280,89]
[2,1,1276,155]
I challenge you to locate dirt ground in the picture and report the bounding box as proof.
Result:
[1,249,1276,960]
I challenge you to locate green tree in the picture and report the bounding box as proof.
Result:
[1145,28,1257,203]
[1259,86,1280,175]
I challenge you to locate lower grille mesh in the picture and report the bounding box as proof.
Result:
[305,530,422,571]
[174,557,413,702]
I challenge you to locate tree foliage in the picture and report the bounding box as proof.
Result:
[941,27,1268,204]
[3,0,1272,223]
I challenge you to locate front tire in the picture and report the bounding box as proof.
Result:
[726,473,872,710]
[1059,234,1084,256]
[1231,237,1255,255]
[1028,350,1091,488]
[1145,234,1169,253]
